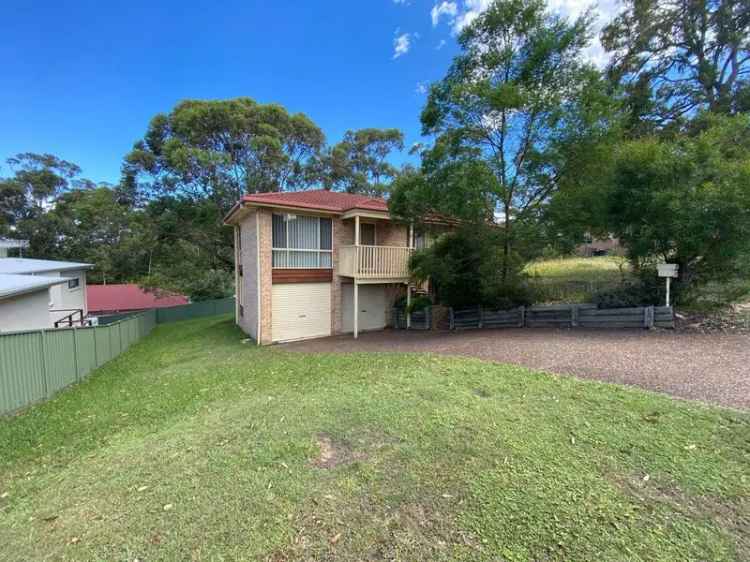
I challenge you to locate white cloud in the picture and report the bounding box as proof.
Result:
[436,39,447,50]
[547,0,622,67]
[431,1,458,26]
[393,32,415,59]
[452,0,492,32]
[430,0,622,67]
[393,0,410,4]
[416,81,429,94]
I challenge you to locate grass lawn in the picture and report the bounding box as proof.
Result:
[1,316,748,561]
[525,256,630,283]
[524,256,631,302]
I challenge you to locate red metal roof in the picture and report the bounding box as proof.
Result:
[241,189,389,213]
[87,284,189,314]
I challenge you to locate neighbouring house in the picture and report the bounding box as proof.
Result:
[576,235,622,257]
[224,190,443,345]
[87,284,189,316]
[0,258,93,332]
[0,274,69,332]
[0,238,29,258]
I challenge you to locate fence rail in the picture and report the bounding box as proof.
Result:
[0,297,235,416]
[449,303,674,330]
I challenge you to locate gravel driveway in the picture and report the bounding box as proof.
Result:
[282,329,750,410]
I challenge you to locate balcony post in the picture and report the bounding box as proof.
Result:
[354,216,360,277]
[353,280,359,339]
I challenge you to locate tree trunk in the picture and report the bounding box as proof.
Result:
[502,219,512,283]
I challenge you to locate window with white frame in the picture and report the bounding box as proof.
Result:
[67,277,80,290]
[272,213,333,268]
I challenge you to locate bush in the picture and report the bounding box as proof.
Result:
[409,224,534,309]
[393,294,433,313]
[592,276,664,308]
[484,283,537,310]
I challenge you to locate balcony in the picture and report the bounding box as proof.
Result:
[338,245,412,281]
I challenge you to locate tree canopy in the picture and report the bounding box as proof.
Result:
[122,98,326,212]
[602,0,750,130]
[0,153,85,233]
[391,0,615,280]
[604,114,750,288]
[320,128,404,196]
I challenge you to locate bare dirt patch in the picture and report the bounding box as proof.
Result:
[310,433,366,469]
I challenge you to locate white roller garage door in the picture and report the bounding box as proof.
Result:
[342,284,387,333]
[272,282,331,342]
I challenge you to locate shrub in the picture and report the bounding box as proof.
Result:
[483,283,537,310]
[409,224,534,309]
[592,275,665,308]
[393,294,432,313]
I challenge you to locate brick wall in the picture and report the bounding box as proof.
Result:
[236,208,273,344]
[257,209,273,344]
[377,220,409,246]
[332,217,347,334]
[237,210,258,340]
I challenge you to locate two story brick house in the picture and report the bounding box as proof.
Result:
[224,190,433,344]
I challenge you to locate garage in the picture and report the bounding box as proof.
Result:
[342,283,387,333]
[271,282,331,342]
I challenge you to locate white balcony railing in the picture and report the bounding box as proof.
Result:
[338,245,412,279]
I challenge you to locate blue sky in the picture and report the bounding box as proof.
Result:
[0,0,617,185]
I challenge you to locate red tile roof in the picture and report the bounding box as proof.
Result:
[87,284,189,314]
[241,189,389,213]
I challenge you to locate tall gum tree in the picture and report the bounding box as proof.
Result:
[392,0,614,280]
[122,97,325,213]
[602,0,750,129]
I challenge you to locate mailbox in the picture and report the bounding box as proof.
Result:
[657,263,679,278]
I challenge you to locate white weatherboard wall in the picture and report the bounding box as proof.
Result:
[0,289,52,333]
[271,282,331,342]
[48,269,87,324]
[342,284,387,333]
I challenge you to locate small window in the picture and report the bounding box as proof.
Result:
[67,278,80,290]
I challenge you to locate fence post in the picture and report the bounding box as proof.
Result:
[571,305,579,328]
[92,324,99,367]
[644,306,655,329]
[519,306,526,328]
[39,330,49,398]
[478,306,484,329]
[72,328,80,382]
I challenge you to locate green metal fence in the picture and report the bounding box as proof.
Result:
[155,297,235,323]
[0,297,235,416]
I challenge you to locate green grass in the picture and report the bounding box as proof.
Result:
[525,256,631,283]
[1,316,748,561]
[524,256,632,303]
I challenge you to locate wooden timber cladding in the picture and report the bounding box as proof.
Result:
[272,268,333,284]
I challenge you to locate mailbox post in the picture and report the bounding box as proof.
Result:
[657,263,679,307]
